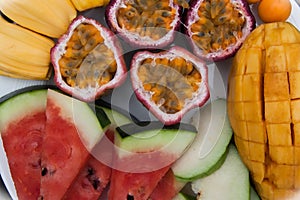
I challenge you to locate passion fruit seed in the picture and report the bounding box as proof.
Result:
[58,23,117,88]
[191,0,245,54]
[137,57,202,114]
[116,0,176,40]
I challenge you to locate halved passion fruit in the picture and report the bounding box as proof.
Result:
[105,0,183,48]
[51,16,127,102]
[185,0,256,61]
[130,46,210,125]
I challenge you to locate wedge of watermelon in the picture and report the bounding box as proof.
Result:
[62,129,114,200]
[40,89,109,200]
[148,169,187,200]
[108,122,197,200]
[0,88,47,200]
[63,104,134,200]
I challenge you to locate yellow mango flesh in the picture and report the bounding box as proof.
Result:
[227,22,300,200]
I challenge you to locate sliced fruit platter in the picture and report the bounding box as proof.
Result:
[0,0,300,200]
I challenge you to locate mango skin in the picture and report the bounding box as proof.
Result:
[227,22,300,200]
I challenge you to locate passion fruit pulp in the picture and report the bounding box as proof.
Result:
[105,0,182,48]
[131,46,210,125]
[185,0,256,61]
[51,16,127,102]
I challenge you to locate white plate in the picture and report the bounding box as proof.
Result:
[0,1,299,199]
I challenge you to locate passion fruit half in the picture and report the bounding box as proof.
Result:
[130,46,210,125]
[51,16,127,102]
[185,0,256,61]
[105,0,182,48]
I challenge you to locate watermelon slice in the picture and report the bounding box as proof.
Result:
[62,129,114,200]
[63,104,134,200]
[108,122,197,200]
[148,169,187,200]
[0,89,47,200]
[40,89,109,200]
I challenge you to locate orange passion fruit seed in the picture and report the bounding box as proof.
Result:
[258,0,292,23]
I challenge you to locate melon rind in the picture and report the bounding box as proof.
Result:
[172,99,233,181]
[115,124,197,162]
[0,88,47,200]
[0,89,47,133]
[118,129,196,154]
[191,145,250,200]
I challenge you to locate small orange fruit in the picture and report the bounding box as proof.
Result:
[258,0,292,23]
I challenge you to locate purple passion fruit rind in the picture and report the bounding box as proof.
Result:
[185,0,256,62]
[105,0,183,48]
[51,15,127,102]
[130,46,210,125]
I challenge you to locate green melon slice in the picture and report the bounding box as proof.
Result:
[63,105,133,200]
[191,145,250,200]
[172,99,233,181]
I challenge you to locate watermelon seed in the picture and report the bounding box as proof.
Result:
[127,194,134,200]
[87,167,101,190]
[41,167,48,176]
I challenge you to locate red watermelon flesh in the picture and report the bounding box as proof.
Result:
[63,130,115,200]
[0,89,47,200]
[108,152,175,200]
[62,155,111,200]
[1,112,45,200]
[148,169,187,200]
[40,98,90,200]
[40,89,105,200]
[109,166,170,200]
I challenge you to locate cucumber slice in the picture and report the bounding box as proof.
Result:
[191,145,250,200]
[172,99,233,181]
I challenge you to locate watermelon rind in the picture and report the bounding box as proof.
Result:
[99,105,133,127]
[0,89,47,132]
[47,89,107,151]
[117,128,196,156]
[115,122,197,170]
[0,87,48,200]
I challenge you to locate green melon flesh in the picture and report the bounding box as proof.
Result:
[191,145,250,200]
[172,99,233,181]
